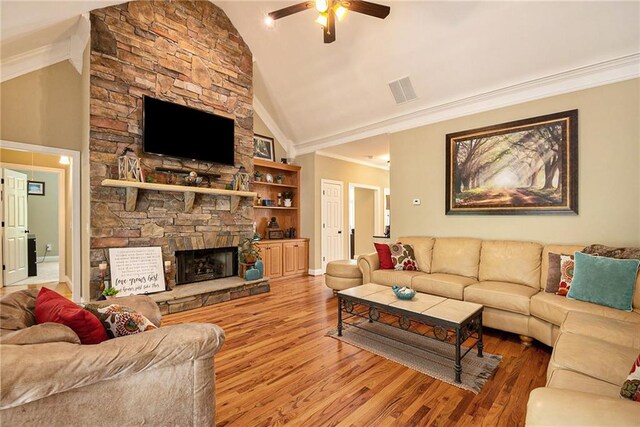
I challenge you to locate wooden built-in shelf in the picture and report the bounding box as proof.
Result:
[254,206,299,210]
[253,182,297,189]
[101,179,256,213]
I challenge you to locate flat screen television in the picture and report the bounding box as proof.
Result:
[143,96,235,166]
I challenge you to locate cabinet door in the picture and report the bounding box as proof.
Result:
[282,242,297,276]
[268,243,282,277]
[295,241,308,275]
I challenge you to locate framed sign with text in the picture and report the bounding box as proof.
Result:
[108,247,166,296]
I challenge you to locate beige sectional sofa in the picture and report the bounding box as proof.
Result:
[358,236,640,346]
[356,236,640,424]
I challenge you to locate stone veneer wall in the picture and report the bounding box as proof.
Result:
[89,1,253,298]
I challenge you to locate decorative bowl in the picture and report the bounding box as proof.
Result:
[392,285,416,300]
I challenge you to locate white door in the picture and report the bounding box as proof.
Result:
[3,169,29,285]
[321,180,343,272]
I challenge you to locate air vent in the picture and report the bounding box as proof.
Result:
[388,76,417,104]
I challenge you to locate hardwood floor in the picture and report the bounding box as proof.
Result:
[164,276,551,426]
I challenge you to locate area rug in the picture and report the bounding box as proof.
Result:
[326,321,502,393]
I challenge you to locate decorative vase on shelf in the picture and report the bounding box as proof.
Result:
[284,199,292,207]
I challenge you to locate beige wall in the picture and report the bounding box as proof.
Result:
[254,113,288,162]
[295,153,389,271]
[1,60,83,150]
[390,79,640,247]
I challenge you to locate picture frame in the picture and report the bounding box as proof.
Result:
[108,247,166,296]
[27,181,45,196]
[446,110,578,215]
[253,134,275,161]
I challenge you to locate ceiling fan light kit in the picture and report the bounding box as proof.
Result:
[267,0,390,43]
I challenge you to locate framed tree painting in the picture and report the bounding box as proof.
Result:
[253,134,275,161]
[446,110,578,215]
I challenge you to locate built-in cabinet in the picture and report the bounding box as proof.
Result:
[256,239,308,278]
[253,159,300,238]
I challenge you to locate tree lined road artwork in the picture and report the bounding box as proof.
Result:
[452,122,567,209]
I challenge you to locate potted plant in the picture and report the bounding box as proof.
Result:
[275,174,285,184]
[282,190,294,207]
[239,237,261,264]
[254,170,264,182]
[102,287,119,300]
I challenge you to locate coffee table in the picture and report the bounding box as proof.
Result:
[337,283,483,383]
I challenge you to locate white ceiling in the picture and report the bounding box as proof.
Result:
[2,1,639,167]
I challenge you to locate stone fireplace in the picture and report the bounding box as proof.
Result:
[88,1,255,300]
[175,246,238,285]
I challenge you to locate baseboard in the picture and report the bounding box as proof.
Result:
[308,268,324,276]
[64,275,72,286]
[39,255,60,262]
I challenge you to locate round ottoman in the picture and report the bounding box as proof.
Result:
[325,259,363,294]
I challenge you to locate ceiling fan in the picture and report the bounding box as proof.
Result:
[266,0,391,43]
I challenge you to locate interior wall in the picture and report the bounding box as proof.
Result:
[295,153,389,272]
[390,79,640,246]
[254,112,288,162]
[0,60,83,151]
[354,187,375,256]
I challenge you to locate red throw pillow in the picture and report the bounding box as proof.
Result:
[374,243,394,269]
[35,288,108,345]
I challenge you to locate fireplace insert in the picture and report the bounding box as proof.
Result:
[175,247,238,285]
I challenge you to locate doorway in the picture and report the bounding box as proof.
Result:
[348,183,382,259]
[321,179,344,273]
[0,140,81,301]
[2,166,64,286]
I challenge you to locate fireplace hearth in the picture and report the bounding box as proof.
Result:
[176,247,238,285]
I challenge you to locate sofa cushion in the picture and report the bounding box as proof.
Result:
[371,270,423,287]
[411,273,477,300]
[549,332,638,386]
[0,289,38,332]
[547,368,622,398]
[373,243,394,269]
[530,292,640,327]
[561,311,640,349]
[479,240,542,289]
[34,288,109,345]
[82,304,158,338]
[464,281,538,315]
[397,236,435,273]
[620,354,640,401]
[0,323,81,345]
[541,244,585,291]
[389,243,419,271]
[431,237,482,279]
[567,252,640,311]
[556,255,575,297]
[544,252,563,293]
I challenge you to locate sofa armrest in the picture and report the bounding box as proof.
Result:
[1,323,224,410]
[526,387,640,426]
[357,252,379,284]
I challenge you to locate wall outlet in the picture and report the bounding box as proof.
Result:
[412,198,421,206]
[46,243,53,251]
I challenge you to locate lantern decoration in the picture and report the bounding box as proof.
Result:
[118,148,142,182]
[235,167,250,191]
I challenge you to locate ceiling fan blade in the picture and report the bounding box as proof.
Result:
[268,2,314,20]
[324,10,336,43]
[343,0,390,19]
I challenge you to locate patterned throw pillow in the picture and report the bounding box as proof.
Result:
[82,304,157,339]
[556,255,575,297]
[620,354,640,401]
[389,243,419,271]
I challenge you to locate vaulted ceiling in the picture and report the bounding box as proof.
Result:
[2,1,639,167]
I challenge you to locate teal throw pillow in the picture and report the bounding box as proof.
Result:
[567,252,640,311]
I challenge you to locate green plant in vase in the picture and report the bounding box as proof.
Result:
[102,287,119,299]
[239,237,261,264]
[282,190,294,207]
[254,170,264,182]
[275,174,285,184]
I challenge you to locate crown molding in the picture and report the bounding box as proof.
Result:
[315,150,389,171]
[253,96,296,158]
[295,53,640,155]
[1,15,89,83]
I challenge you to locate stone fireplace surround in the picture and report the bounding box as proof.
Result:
[89,1,258,304]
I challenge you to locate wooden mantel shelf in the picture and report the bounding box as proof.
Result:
[101,179,257,213]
